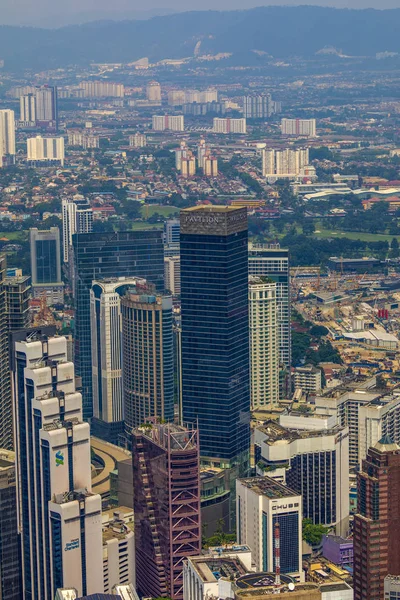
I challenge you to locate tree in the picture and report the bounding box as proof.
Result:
[302,519,329,546]
[390,237,400,258]
[302,221,315,236]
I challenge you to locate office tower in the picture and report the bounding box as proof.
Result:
[168,90,186,106]
[0,109,15,167]
[255,420,350,536]
[353,437,400,600]
[35,85,58,128]
[294,364,322,394]
[262,148,309,178]
[146,80,162,102]
[243,93,274,119]
[72,231,164,420]
[79,81,125,98]
[0,257,11,450]
[180,207,250,476]
[152,115,184,131]
[0,449,21,600]
[248,244,290,373]
[12,333,104,600]
[249,276,279,408]
[203,156,218,177]
[213,117,247,134]
[164,218,180,249]
[27,135,65,165]
[20,93,36,123]
[181,156,196,177]
[121,289,174,433]
[30,227,64,304]
[102,508,135,593]
[281,118,316,137]
[129,133,147,148]
[236,477,303,580]
[90,277,144,441]
[62,197,93,263]
[132,421,201,600]
[165,256,181,295]
[4,273,31,330]
[316,387,400,471]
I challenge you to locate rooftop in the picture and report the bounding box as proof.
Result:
[257,420,344,444]
[238,476,298,499]
[189,555,247,583]
[183,205,242,213]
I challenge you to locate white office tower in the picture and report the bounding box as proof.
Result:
[62,197,93,263]
[213,117,247,134]
[146,81,162,102]
[152,115,184,131]
[20,93,36,123]
[254,420,350,536]
[90,278,145,440]
[281,118,316,137]
[249,277,279,408]
[0,109,16,168]
[165,256,181,295]
[102,508,135,593]
[129,133,147,148]
[262,148,309,179]
[12,333,104,600]
[27,135,65,165]
[236,477,303,581]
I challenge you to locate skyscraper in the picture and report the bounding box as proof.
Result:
[180,206,250,476]
[71,231,164,420]
[35,85,58,129]
[121,288,174,434]
[0,257,11,450]
[90,277,145,441]
[146,81,162,102]
[132,420,201,600]
[30,227,64,304]
[243,93,277,119]
[0,109,16,167]
[353,437,400,600]
[248,244,291,373]
[62,197,93,263]
[4,273,31,330]
[12,332,104,600]
[0,449,21,600]
[249,276,279,408]
[20,93,36,123]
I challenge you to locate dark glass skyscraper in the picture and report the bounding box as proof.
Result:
[180,206,250,473]
[72,231,164,420]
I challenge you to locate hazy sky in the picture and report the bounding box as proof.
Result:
[1,0,400,27]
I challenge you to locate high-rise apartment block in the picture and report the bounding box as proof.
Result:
[62,197,93,263]
[203,156,218,177]
[294,364,322,395]
[213,117,247,134]
[236,477,303,580]
[27,135,65,165]
[133,421,201,600]
[281,118,316,137]
[0,449,21,600]
[168,90,186,106]
[0,257,11,450]
[248,244,291,372]
[180,207,250,475]
[121,289,174,433]
[146,81,162,102]
[262,148,309,178]
[353,437,400,600]
[90,278,145,441]
[67,131,99,149]
[12,333,104,600]
[181,156,196,177]
[129,133,147,148]
[71,230,164,420]
[35,85,58,128]
[152,115,184,131]
[102,508,135,593]
[20,93,36,123]
[255,420,350,536]
[0,109,16,167]
[4,273,31,330]
[243,93,281,119]
[165,256,181,296]
[30,227,64,304]
[79,81,124,98]
[249,276,279,408]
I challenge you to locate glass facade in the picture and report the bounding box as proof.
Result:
[180,210,250,468]
[276,512,300,574]
[72,231,164,420]
[35,239,58,284]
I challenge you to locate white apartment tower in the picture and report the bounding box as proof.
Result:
[262,148,309,178]
[249,277,279,408]
[12,333,104,600]
[27,135,65,165]
[62,197,93,263]
[146,81,162,102]
[20,93,36,123]
[0,109,16,167]
[213,117,247,134]
[281,118,316,137]
[152,115,184,131]
[129,133,147,148]
[164,256,181,296]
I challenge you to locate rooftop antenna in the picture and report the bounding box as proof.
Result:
[274,521,281,593]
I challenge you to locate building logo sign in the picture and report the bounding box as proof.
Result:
[65,538,79,552]
[55,450,64,467]
[272,503,299,510]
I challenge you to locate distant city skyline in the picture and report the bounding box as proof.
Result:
[1,0,400,28]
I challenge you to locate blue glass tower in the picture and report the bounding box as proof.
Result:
[180,206,250,475]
